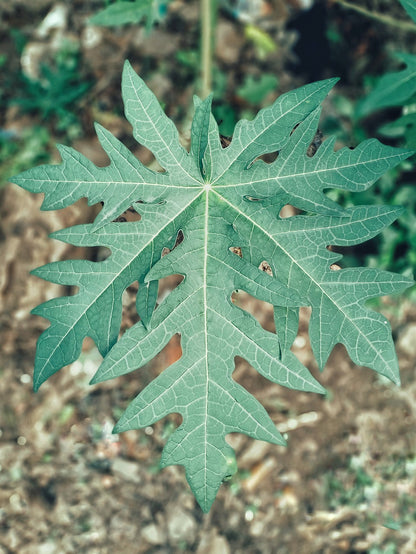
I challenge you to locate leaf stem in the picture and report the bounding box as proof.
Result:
[332,0,416,33]
[201,0,215,98]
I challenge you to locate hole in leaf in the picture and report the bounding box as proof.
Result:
[171,229,184,250]
[112,206,142,223]
[231,290,275,334]
[161,229,184,258]
[243,195,262,203]
[220,134,232,148]
[258,151,279,163]
[279,205,300,218]
[306,129,323,157]
[157,274,184,305]
[229,246,243,258]
[258,260,273,276]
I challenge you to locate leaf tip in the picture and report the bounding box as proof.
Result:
[123,59,133,72]
[30,305,42,316]
[93,121,105,135]
[318,76,340,94]
[198,501,213,514]
[48,229,65,241]
[112,418,130,434]
[112,423,121,434]
[401,148,416,160]
[315,382,327,396]
[393,375,401,387]
[7,172,22,186]
[89,370,104,385]
[122,59,139,84]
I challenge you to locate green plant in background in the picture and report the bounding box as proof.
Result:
[11,61,414,511]
[325,0,416,280]
[357,0,416,147]
[244,23,276,60]
[0,127,50,186]
[237,74,279,105]
[90,0,171,32]
[13,44,90,139]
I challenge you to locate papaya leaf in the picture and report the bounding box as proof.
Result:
[11,61,414,512]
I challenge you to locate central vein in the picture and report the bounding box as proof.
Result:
[203,187,210,502]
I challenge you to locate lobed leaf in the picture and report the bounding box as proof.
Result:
[11,60,414,512]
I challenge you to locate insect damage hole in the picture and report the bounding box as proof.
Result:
[279,205,300,219]
[112,206,142,223]
[157,229,185,305]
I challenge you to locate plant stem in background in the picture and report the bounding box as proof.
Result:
[333,0,416,33]
[201,0,215,98]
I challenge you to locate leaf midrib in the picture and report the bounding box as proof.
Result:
[214,149,405,189]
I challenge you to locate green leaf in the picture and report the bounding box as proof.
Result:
[11,61,414,512]
[399,0,416,24]
[191,94,213,177]
[237,74,278,105]
[379,111,416,148]
[89,1,153,27]
[358,53,416,117]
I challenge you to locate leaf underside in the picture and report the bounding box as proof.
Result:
[11,60,414,512]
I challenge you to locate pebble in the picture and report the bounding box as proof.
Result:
[35,543,57,554]
[398,323,416,358]
[167,508,196,544]
[197,531,231,554]
[239,440,270,467]
[142,523,166,545]
[111,458,141,483]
